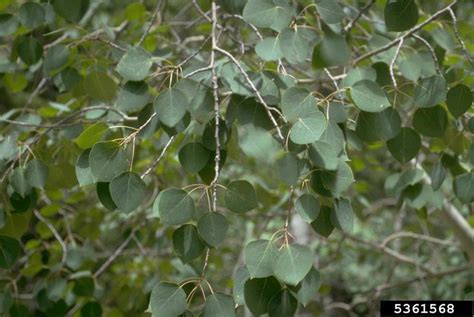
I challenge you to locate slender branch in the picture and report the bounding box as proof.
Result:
[447,7,472,64]
[381,232,453,248]
[354,0,457,64]
[192,0,212,22]
[412,34,441,74]
[138,1,162,46]
[141,136,175,179]
[389,38,404,89]
[93,231,135,278]
[344,0,376,33]
[214,46,285,141]
[372,265,471,293]
[34,210,67,266]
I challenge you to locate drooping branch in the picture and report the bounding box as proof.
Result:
[354,0,458,64]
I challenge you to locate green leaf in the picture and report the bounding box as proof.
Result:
[75,150,95,186]
[256,37,283,61]
[19,2,45,29]
[384,0,418,32]
[430,161,446,191]
[233,266,250,305]
[0,136,17,161]
[96,182,117,211]
[116,47,152,81]
[202,293,236,317]
[116,81,150,113]
[0,14,18,37]
[149,282,187,317]
[72,277,94,297]
[412,105,448,137]
[308,141,339,170]
[331,198,354,232]
[350,80,391,112]
[446,84,472,117]
[272,244,313,286]
[290,114,327,145]
[453,172,474,204]
[178,142,210,173]
[279,27,318,64]
[202,118,230,151]
[74,122,108,149]
[153,88,188,127]
[268,288,298,317]
[224,180,258,213]
[276,153,300,185]
[43,45,69,74]
[312,31,350,68]
[244,277,280,316]
[242,0,293,32]
[0,235,21,269]
[295,194,320,223]
[9,168,30,197]
[311,206,334,237]
[109,172,146,213]
[281,87,319,122]
[356,108,402,142]
[54,67,81,91]
[52,0,90,23]
[83,72,117,102]
[295,267,321,307]
[315,0,345,24]
[155,188,195,225]
[25,159,48,189]
[80,302,102,317]
[414,75,447,108]
[89,141,129,182]
[244,239,277,278]
[387,127,421,164]
[342,67,377,87]
[18,36,43,65]
[315,160,354,197]
[172,224,206,263]
[197,212,228,247]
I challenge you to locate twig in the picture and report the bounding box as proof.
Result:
[192,0,212,22]
[412,34,441,74]
[214,46,285,141]
[141,136,175,179]
[372,265,471,293]
[447,7,472,64]
[34,210,67,266]
[389,38,404,89]
[381,232,453,248]
[344,0,376,33]
[93,231,135,278]
[354,0,457,64]
[138,1,162,46]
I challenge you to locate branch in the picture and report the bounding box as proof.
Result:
[138,1,162,46]
[354,0,457,64]
[412,34,441,74]
[389,38,404,89]
[373,265,471,293]
[141,136,175,179]
[381,232,453,248]
[93,231,135,278]
[344,0,376,33]
[214,46,285,141]
[34,210,67,266]
[447,7,472,64]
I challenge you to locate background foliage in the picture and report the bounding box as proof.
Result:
[0,0,473,316]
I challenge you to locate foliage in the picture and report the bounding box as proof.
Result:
[0,0,473,316]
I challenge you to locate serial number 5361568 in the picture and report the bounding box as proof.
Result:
[394,303,455,314]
